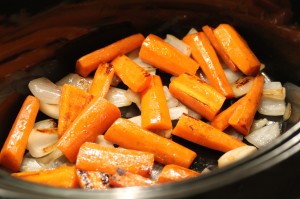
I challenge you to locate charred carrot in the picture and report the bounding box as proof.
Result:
[111,55,151,92]
[76,142,154,177]
[0,96,39,172]
[139,34,199,76]
[12,166,79,188]
[157,164,200,183]
[141,75,172,130]
[228,74,264,135]
[57,97,121,163]
[169,73,226,121]
[104,118,197,168]
[183,32,234,98]
[76,33,145,77]
[172,114,246,153]
[76,169,110,190]
[57,84,93,138]
[110,168,155,187]
[88,63,115,98]
[202,25,239,72]
[213,24,261,76]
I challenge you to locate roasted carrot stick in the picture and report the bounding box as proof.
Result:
[157,164,200,183]
[183,32,234,98]
[104,118,197,168]
[141,75,172,130]
[111,55,151,92]
[169,73,226,121]
[228,74,264,135]
[12,166,79,188]
[110,168,155,187]
[139,34,199,76]
[202,25,239,72]
[76,142,154,177]
[88,63,115,98]
[172,114,246,153]
[57,97,121,163]
[76,33,145,77]
[58,84,93,138]
[76,169,110,190]
[213,24,261,76]
[0,96,39,172]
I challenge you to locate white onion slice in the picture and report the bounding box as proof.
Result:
[258,97,286,116]
[164,34,191,57]
[37,148,64,164]
[223,67,243,83]
[263,81,285,100]
[125,89,141,109]
[128,115,142,126]
[96,135,114,148]
[231,76,254,98]
[250,118,268,132]
[127,49,156,75]
[56,73,92,91]
[186,27,198,35]
[218,146,257,168]
[106,87,132,107]
[34,119,57,129]
[39,102,59,119]
[163,86,179,108]
[28,77,61,104]
[245,122,281,148]
[224,127,243,141]
[283,102,292,121]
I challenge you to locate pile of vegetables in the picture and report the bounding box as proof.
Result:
[0,23,293,189]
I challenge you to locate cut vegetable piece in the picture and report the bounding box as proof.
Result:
[57,97,121,163]
[258,96,286,116]
[0,96,39,172]
[139,34,199,76]
[262,81,285,100]
[111,55,151,93]
[141,75,172,130]
[172,114,246,153]
[58,84,93,138]
[56,73,92,91]
[76,142,154,177]
[231,76,254,98]
[106,87,132,107]
[169,73,226,121]
[104,118,197,168]
[213,24,261,76]
[89,63,115,98]
[183,32,234,98]
[127,48,157,75]
[39,102,59,119]
[76,169,110,190]
[157,164,200,183]
[76,33,145,77]
[164,34,191,56]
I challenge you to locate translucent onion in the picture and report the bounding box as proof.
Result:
[56,73,92,91]
[34,119,57,129]
[163,86,179,108]
[28,77,61,104]
[231,76,254,98]
[262,81,285,100]
[223,67,243,83]
[250,118,268,132]
[164,34,191,57]
[96,135,114,148]
[186,27,198,35]
[258,97,286,116]
[224,127,243,141]
[39,102,59,119]
[125,89,141,109]
[127,49,156,75]
[106,87,132,107]
[245,122,281,148]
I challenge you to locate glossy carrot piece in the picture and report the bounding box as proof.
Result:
[169,73,226,121]
[110,168,155,187]
[76,142,154,177]
[183,32,234,98]
[157,164,200,183]
[76,33,145,77]
[229,75,264,135]
[12,166,79,188]
[57,97,121,163]
[57,84,93,138]
[89,63,115,98]
[104,118,197,168]
[111,55,151,92]
[76,169,110,190]
[141,75,172,130]
[139,34,199,76]
[213,24,261,76]
[172,114,246,153]
[202,25,239,72]
[0,96,39,172]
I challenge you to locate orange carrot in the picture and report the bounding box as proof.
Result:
[76,33,145,77]
[157,164,200,183]
[76,142,154,177]
[141,75,172,130]
[169,73,226,121]
[88,63,115,98]
[57,84,93,138]
[12,166,79,188]
[76,169,110,190]
[0,96,39,172]
[172,114,246,153]
[139,34,199,76]
[183,32,234,98]
[202,25,239,72]
[213,24,261,76]
[104,118,197,168]
[57,97,121,163]
[110,168,155,187]
[111,55,151,92]
[228,74,264,135]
